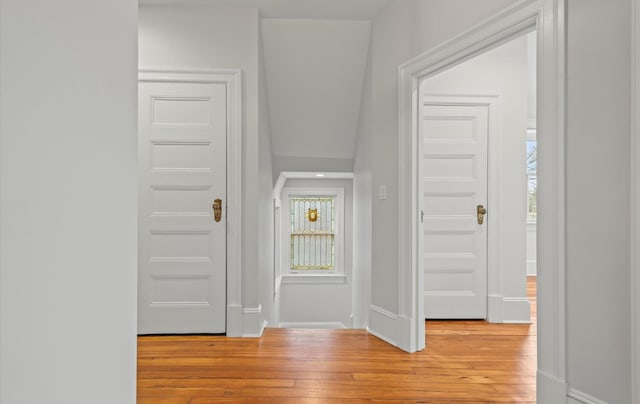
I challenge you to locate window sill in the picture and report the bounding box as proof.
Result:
[281,274,347,285]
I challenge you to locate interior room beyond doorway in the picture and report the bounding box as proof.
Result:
[419,30,537,324]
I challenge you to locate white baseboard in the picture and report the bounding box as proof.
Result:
[367,304,398,347]
[241,305,264,337]
[278,321,347,329]
[537,370,568,404]
[487,295,531,323]
[568,388,609,404]
[503,297,532,323]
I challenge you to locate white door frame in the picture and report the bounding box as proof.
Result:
[398,0,569,400]
[138,69,243,336]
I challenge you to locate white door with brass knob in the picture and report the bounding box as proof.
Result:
[138,77,227,334]
[421,100,489,319]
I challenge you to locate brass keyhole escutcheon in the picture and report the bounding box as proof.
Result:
[477,204,487,225]
[213,199,222,222]
[307,208,318,222]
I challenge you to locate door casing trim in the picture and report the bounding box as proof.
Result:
[631,0,640,400]
[138,68,243,336]
[397,0,568,400]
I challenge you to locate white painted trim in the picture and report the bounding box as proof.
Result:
[632,0,640,401]
[273,171,354,206]
[139,68,244,337]
[367,305,398,346]
[487,295,504,323]
[281,274,347,285]
[537,0,568,386]
[568,388,609,404]
[226,304,242,336]
[241,305,265,337]
[397,2,568,399]
[502,297,532,323]
[278,322,347,329]
[487,295,532,323]
[422,94,501,323]
[537,370,568,403]
[395,315,414,351]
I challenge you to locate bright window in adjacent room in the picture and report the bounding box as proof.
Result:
[527,139,537,222]
[283,188,344,275]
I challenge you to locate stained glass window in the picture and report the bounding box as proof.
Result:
[289,196,335,270]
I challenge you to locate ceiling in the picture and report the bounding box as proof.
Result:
[139,0,393,20]
[262,19,371,159]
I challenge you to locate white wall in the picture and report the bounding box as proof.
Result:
[367,0,516,332]
[139,4,264,334]
[566,0,632,402]
[258,21,275,329]
[421,35,530,321]
[353,40,373,329]
[277,178,354,328]
[1,0,138,403]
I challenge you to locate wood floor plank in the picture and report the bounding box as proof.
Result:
[137,277,538,402]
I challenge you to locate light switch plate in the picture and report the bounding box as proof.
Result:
[378,185,387,200]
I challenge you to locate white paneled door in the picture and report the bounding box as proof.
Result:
[138,79,227,334]
[422,101,488,319]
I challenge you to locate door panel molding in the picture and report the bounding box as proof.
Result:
[398,1,568,401]
[139,69,244,336]
[422,95,502,322]
[421,97,492,320]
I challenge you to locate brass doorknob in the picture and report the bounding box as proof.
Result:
[477,204,487,225]
[213,199,222,222]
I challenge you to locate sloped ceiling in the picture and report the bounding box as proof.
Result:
[262,19,371,159]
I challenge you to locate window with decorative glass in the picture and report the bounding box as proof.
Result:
[283,188,343,274]
[527,139,537,222]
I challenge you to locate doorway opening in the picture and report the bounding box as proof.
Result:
[416,29,539,398]
[419,30,537,324]
[398,0,567,399]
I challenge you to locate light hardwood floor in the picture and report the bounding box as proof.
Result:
[137,277,536,403]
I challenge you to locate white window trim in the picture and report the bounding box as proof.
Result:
[281,187,345,284]
[281,274,347,285]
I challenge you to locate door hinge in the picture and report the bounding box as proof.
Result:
[421,210,424,223]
